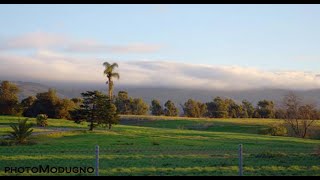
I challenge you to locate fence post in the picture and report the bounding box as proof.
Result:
[239,144,243,176]
[95,145,99,176]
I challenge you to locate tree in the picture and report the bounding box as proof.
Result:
[131,98,149,115]
[225,99,243,118]
[242,100,255,118]
[115,91,132,114]
[150,99,163,116]
[164,100,179,116]
[256,100,275,118]
[70,91,119,131]
[9,119,33,144]
[0,81,20,115]
[29,89,60,118]
[55,99,77,120]
[182,99,207,118]
[206,97,228,118]
[96,96,120,129]
[21,96,36,117]
[281,92,318,138]
[103,62,120,100]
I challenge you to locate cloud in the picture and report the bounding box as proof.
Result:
[65,41,163,53]
[0,32,68,50]
[0,32,162,54]
[1,51,320,90]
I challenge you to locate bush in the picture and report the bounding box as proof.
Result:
[259,124,287,136]
[36,114,48,127]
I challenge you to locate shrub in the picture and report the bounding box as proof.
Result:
[36,114,48,127]
[259,124,287,136]
[9,119,34,144]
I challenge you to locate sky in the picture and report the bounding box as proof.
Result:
[0,4,320,90]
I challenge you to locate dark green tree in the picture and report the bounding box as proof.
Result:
[182,99,207,118]
[131,98,149,115]
[115,91,132,114]
[70,91,119,131]
[21,96,36,117]
[225,99,243,118]
[150,99,163,116]
[96,96,120,129]
[241,100,255,118]
[256,100,275,118]
[0,81,20,115]
[206,97,228,118]
[164,100,179,116]
[29,89,60,118]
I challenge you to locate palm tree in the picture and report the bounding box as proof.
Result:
[103,62,120,100]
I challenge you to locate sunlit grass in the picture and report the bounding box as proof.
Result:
[0,115,319,176]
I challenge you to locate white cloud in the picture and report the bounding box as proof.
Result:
[0,51,320,90]
[0,32,68,50]
[0,32,162,54]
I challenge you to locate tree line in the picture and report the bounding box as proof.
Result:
[2,80,320,121]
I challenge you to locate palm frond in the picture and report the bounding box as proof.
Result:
[103,62,111,67]
[111,63,119,69]
[111,72,120,79]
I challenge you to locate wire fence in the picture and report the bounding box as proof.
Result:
[0,145,319,176]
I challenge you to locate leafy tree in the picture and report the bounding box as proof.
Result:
[115,91,132,114]
[150,99,163,116]
[9,119,33,144]
[206,97,228,118]
[131,98,149,115]
[182,99,207,118]
[103,62,120,100]
[225,99,243,118]
[71,98,83,105]
[164,100,179,116]
[256,100,275,118]
[242,100,255,118]
[21,96,36,117]
[55,99,77,119]
[29,89,60,118]
[0,81,20,115]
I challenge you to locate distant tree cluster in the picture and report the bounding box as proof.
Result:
[21,89,81,119]
[114,91,149,115]
[178,97,274,119]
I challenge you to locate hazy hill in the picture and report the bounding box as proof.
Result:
[4,81,320,107]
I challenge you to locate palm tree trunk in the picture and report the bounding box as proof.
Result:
[108,77,113,100]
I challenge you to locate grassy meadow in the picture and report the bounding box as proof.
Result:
[0,115,319,176]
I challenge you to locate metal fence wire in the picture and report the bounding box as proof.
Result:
[0,144,319,176]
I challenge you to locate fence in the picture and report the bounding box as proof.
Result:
[0,144,319,176]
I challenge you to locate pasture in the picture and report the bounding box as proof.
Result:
[0,115,319,176]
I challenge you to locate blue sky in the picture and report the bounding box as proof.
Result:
[0,4,320,89]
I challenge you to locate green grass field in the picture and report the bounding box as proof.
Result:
[0,115,319,176]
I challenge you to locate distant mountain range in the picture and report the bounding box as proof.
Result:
[5,81,320,107]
